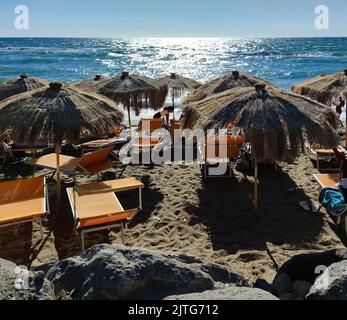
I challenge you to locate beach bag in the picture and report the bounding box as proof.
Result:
[319,187,347,217]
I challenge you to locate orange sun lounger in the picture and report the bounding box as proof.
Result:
[0,176,49,240]
[200,135,245,179]
[66,177,144,251]
[25,147,116,179]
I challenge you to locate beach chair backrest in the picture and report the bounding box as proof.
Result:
[138,118,163,133]
[79,147,113,168]
[205,135,244,159]
[170,120,182,137]
[0,176,44,204]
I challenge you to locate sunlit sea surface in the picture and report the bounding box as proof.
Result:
[1,37,347,122]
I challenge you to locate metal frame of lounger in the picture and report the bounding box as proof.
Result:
[309,146,347,172]
[313,173,347,237]
[66,178,144,252]
[198,140,241,179]
[0,176,50,242]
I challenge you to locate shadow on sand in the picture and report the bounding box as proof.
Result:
[185,166,326,259]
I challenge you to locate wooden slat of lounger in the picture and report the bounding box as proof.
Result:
[29,153,80,172]
[0,176,44,203]
[313,147,346,155]
[0,199,45,224]
[75,177,144,196]
[313,174,340,188]
[0,176,45,224]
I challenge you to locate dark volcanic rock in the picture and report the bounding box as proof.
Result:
[307,260,347,300]
[44,244,248,300]
[165,286,279,300]
[0,258,55,300]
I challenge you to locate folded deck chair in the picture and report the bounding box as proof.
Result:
[25,147,117,180]
[200,135,244,179]
[309,146,346,171]
[0,176,49,240]
[66,177,144,251]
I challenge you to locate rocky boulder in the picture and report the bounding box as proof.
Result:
[44,244,248,300]
[272,249,347,299]
[307,260,347,300]
[165,287,279,300]
[0,258,55,300]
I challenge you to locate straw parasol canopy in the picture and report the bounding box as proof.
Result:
[0,74,49,102]
[96,72,167,136]
[182,84,339,210]
[157,73,201,119]
[292,69,347,105]
[184,84,338,161]
[183,70,277,105]
[157,73,201,94]
[0,82,124,203]
[73,74,108,91]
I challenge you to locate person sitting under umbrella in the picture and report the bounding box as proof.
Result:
[153,106,174,129]
[335,97,345,118]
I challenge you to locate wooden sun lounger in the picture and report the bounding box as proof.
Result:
[66,177,144,251]
[309,146,346,172]
[0,176,49,241]
[200,135,244,179]
[25,147,117,179]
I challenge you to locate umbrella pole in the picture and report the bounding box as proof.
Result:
[254,161,258,211]
[127,105,132,140]
[172,88,175,120]
[55,144,61,208]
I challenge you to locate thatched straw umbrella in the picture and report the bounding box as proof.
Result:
[157,73,201,119]
[183,70,276,105]
[292,69,347,146]
[0,74,49,102]
[183,84,339,210]
[291,69,347,106]
[96,72,167,137]
[0,82,124,204]
[73,74,108,91]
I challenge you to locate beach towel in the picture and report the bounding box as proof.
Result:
[319,187,347,217]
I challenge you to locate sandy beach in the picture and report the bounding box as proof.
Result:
[0,149,344,284]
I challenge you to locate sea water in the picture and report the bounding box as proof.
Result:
[1,37,346,123]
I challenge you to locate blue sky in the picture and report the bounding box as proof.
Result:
[0,0,346,37]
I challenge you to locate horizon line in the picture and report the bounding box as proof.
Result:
[1,36,347,39]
